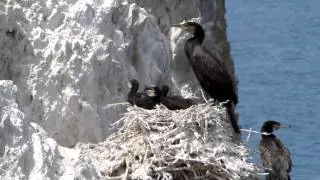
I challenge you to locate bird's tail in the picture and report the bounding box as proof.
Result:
[225,100,240,133]
[288,174,291,180]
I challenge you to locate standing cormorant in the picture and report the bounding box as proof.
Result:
[145,85,195,110]
[127,79,161,109]
[172,22,239,133]
[171,22,238,105]
[259,120,292,180]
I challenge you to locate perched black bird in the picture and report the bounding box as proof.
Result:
[259,120,292,180]
[127,79,161,109]
[172,22,239,133]
[145,85,194,110]
[171,22,238,105]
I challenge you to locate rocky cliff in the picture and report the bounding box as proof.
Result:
[0,0,256,179]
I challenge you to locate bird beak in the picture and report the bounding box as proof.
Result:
[171,23,194,34]
[171,24,183,28]
[278,124,289,128]
[274,124,289,130]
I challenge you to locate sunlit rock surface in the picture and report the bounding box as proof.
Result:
[0,0,249,179]
[0,80,100,179]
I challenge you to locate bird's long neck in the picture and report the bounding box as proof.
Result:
[129,84,139,95]
[184,28,205,59]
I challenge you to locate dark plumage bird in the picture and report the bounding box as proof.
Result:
[171,22,238,105]
[259,120,292,180]
[127,79,161,109]
[172,22,239,133]
[145,85,194,110]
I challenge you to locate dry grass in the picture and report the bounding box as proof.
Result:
[80,103,259,180]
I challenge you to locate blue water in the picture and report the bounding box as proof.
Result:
[227,1,320,179]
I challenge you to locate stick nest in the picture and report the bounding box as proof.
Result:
[80,103,258,180]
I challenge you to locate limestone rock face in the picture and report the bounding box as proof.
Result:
[1,0,173,147]
[0,0,236,147]
[0,81,59,179]
[0,80,100,179]
[0,0,244,179]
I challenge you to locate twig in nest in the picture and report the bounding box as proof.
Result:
[241,128,271,136]
[101,103,258,180]
[200,89,209,103]
[102,102,130,110]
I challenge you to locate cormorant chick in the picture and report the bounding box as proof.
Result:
[145,85,194,110]
[127,79,161,109]
[260,120,292,180]
[172,21,239,133]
